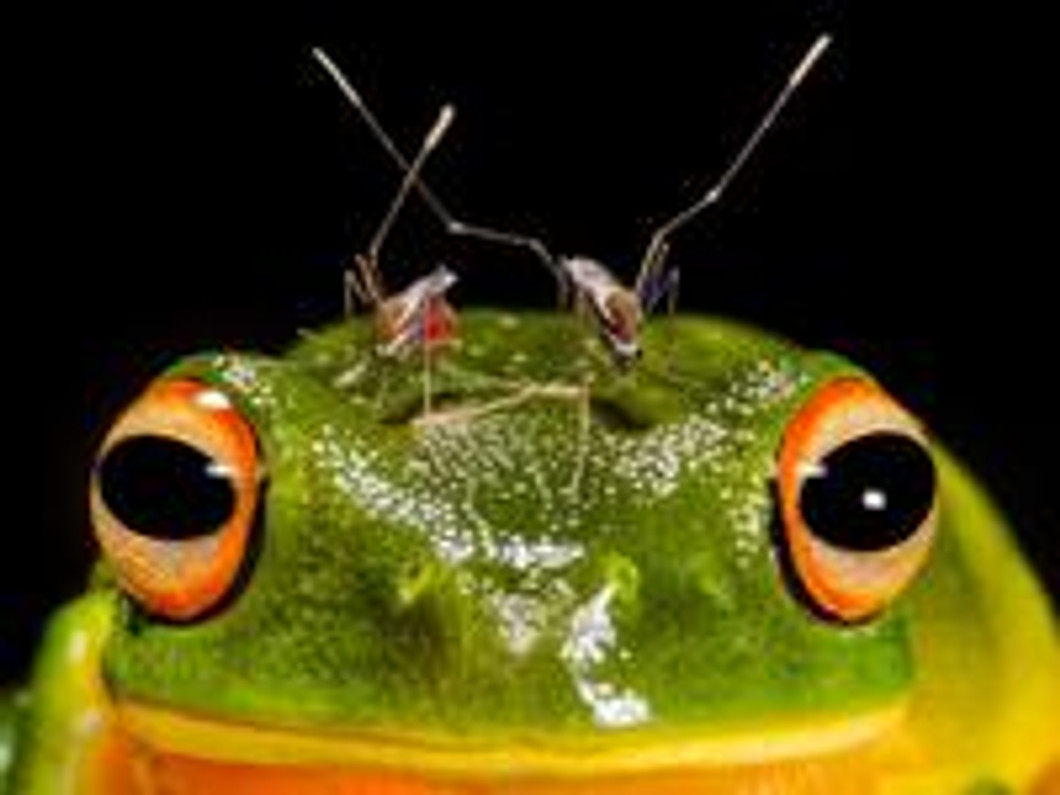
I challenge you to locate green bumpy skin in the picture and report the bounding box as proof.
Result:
[101,311,909,738]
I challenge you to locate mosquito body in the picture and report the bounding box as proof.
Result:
[370,263,458,358]
[556,255,683,364]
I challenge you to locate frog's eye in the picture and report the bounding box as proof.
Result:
[90,379,262,621]
[777,378,938,622]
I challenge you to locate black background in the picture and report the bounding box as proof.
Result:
[4,3,1056,681]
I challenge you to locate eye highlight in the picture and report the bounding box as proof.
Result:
[90,379,263,621]
[777,378,938,622]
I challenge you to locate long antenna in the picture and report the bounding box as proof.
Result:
[311,48,560,279]
[635,33,833,297]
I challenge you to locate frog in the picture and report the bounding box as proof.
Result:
[4,37,1059,795]
[1,308,1058,794]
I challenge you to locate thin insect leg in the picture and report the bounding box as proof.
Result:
[411,296,439,417]
[658,268,681,367]
[344,266,373,317]
[634,33,833,297]
[445,220,564,283]
[312,48,564,285]
[347,103,453,314]
[570,289,596,352]
[666,268,680,317]
[638,240,670,302]
[413,381,584,429]
[367,105,455,266]
[639,265,681,316]
[567,376,593,499]
[422,330,434,417]
[312,47,460,238]
[439,214,570,307]
[312,48,426,199]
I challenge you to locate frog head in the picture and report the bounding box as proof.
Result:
[87,311,939,786]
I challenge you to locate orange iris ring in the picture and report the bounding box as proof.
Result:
[91,378,262,621]
[777,378,937,622]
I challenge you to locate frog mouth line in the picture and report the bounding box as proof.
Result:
[115,699,906,778]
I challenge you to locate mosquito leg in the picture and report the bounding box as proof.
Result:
[344,267,372,318]
[634,33,832,297]
[422,336,434,417]
[312,47,564,290]
[566,375,592,499]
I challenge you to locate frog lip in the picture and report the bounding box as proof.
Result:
[115,698,907,777]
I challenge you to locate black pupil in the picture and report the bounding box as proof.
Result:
[97,435,237,540]
[799,431,936,551]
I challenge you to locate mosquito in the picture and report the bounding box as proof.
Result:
[312,34,832,367]
[313,48,459,362]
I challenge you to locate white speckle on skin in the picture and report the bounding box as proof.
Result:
[295,354,806,700]
[311,401,597,592]
[612,415,730,500]
[734,358,806,407]
[491,535,585,572]
[608,357,807,504]
[561,585,652,729]
[563,586,617,667]
[573,681,651,728]
[487,591,547,656]
[217,357,264,396]
[311,424,472,564]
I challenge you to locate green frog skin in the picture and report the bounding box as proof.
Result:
[2,312,1058,793]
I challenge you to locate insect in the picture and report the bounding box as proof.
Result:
[312,35,832,366]
[312,48,460,362]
